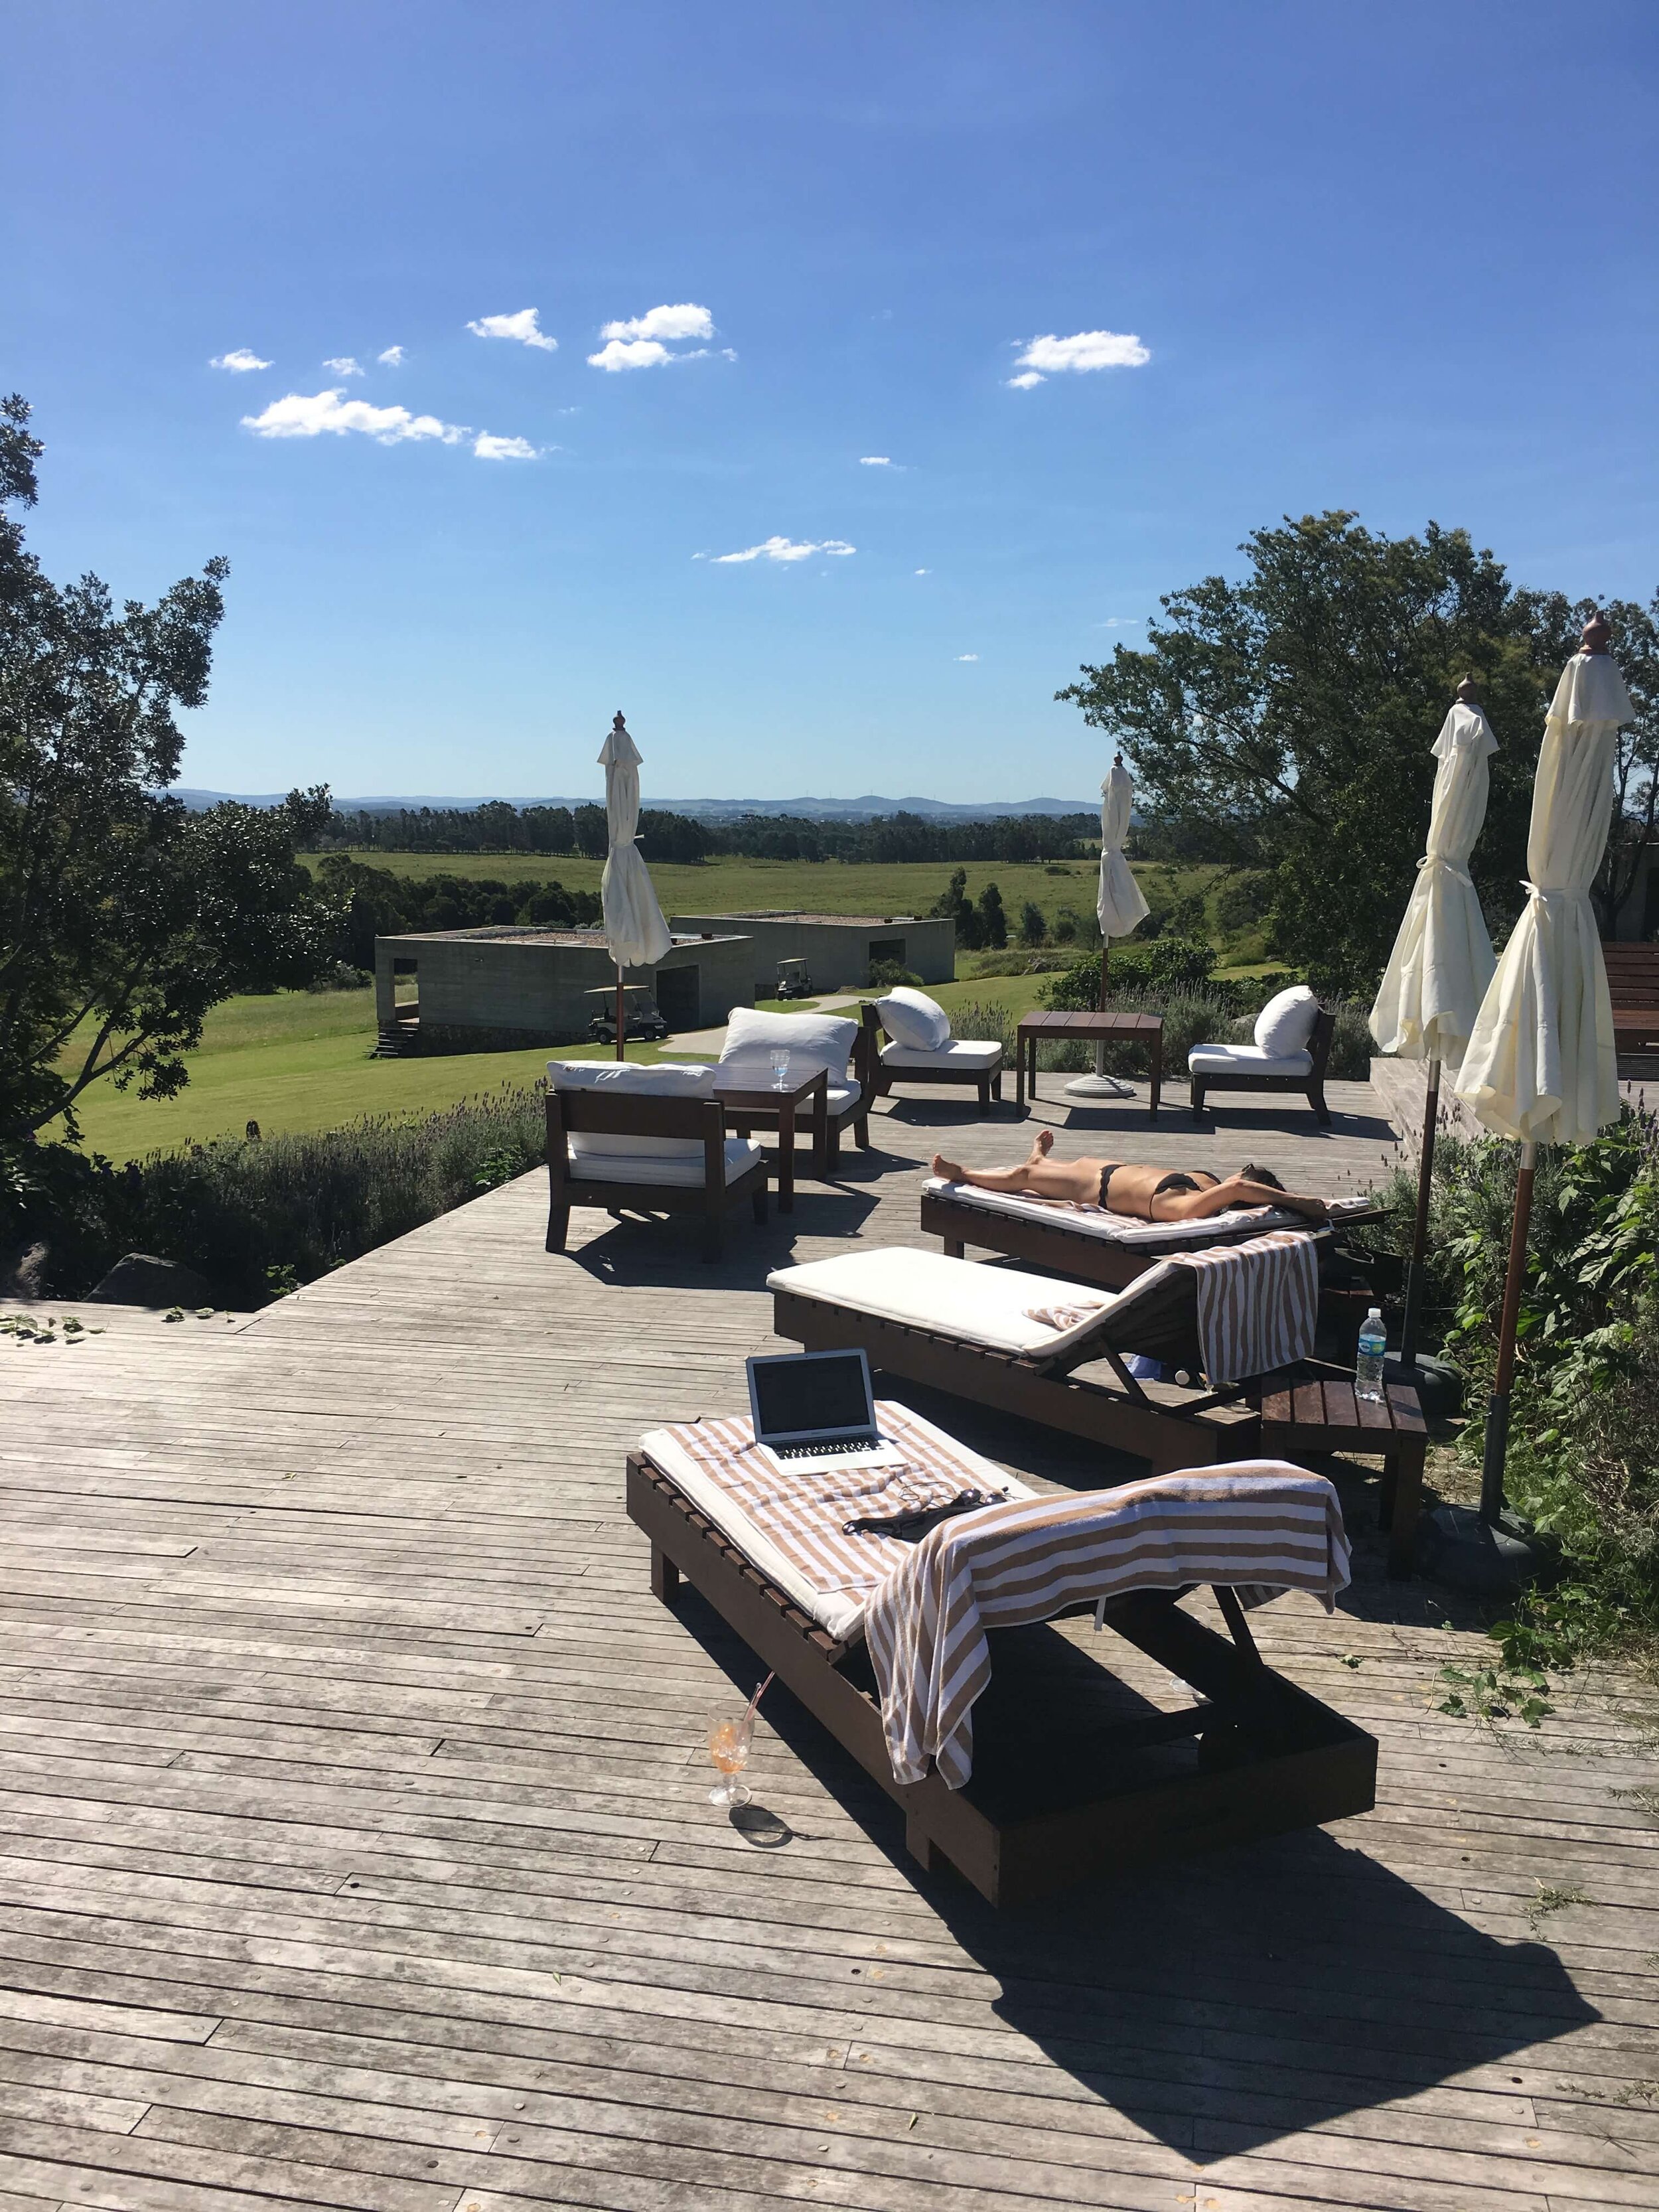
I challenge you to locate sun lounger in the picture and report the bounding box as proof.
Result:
[921,1176,1382,1289]
[630,1408,1377,1903]
[768,1233,1327,1467]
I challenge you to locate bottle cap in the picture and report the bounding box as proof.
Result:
[1366,1306,1382,1319]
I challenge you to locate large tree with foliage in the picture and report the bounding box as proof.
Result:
[0,396,338,1142]
[1057,512,1603,994]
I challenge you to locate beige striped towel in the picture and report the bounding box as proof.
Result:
[1166,1229,1318,1384]
[863,1461,1350,1788]
[649,1404,1009,1602]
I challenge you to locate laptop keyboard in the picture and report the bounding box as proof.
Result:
[771,1438,878,1459]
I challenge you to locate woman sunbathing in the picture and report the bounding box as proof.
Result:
[930,1130,1331,1223]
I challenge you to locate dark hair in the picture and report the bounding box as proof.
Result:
[1238,1162,1285,1190]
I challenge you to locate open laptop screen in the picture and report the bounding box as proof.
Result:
[749,1351,874,1442]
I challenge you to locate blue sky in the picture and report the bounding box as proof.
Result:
[7,1,1657,804]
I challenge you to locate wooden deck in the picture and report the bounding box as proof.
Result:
[3,1077,1656,2212]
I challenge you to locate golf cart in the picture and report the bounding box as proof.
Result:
[585,984,670,1045]
[775,958,814,1001]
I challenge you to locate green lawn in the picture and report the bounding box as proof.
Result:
[303,848,1217,924]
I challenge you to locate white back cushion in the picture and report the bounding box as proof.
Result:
[1253,985,1320,1057]
[549,1059,715,1159]
[719,1006,858,1083]
[877,986,950,1051]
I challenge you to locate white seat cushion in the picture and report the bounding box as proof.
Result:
[719,1006,857,1087]
[881,1039,1003,1071]
[824,1081,863,1115]
[876,987,951,1052]
[1188,1044,1314,1078]
[567,1137,764,1189]
[767,1247,1134,1357]
[1253,985,1320,1057]
[549,1059,720,1163]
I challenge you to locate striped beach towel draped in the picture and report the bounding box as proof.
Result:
[863,1463,1351,1789]
[1166,1229,1318,1384]
[650,1404,1008,1601]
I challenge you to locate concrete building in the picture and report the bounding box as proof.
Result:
[373,926,754,1054]
[668,910,956,997]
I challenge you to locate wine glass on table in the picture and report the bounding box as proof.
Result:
[706,1710,754,1807]
[769,1049,790,1093]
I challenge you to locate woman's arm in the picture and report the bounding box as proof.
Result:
[1161,1175,1329,1223]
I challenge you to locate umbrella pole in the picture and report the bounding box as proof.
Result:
[1479,1139,1538,1523]
[615,964,625,1063]
[1400,1054,1441,1369]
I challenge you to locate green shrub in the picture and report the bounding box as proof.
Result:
[7,1086,548,1305]
[1366,1111,1659,1655]
[867,958,922,989]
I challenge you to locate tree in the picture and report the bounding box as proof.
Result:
[1017,899,1046,946]
[975,881,1007,950]
[0,396,338,1141]
[1057,512,1573,993]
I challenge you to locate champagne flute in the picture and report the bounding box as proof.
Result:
[769,1048,790,1092]
[706,1710,754,1807]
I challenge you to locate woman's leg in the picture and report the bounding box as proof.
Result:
[932,1131,1101,1205]
[932,1128,1052,1191]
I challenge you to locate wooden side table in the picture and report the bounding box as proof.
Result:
[713,1070,828,1211]
[1015,1011,1163,1113]
[1259,1375,1427,1579]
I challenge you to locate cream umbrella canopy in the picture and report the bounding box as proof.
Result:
[1368,678,1499,1365]
[599,711,672,1061]
[1453,616,1633,1528]
[1064,755,1151,1100]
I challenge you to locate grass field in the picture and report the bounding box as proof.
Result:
[304,848,1226,924]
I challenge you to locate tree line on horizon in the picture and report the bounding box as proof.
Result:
[310,800,1109,868]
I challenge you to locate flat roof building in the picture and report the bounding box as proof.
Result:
[372,925,753,1055]
[668,910,955,996]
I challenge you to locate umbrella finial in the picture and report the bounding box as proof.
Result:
[1581,611,1612,656]
[1455,675,1481,705]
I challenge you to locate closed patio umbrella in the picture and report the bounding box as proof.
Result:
[1065,754,1151,1100]
[599,711,672,1061]
[1451,614,1632,1556]
[1368,679,1498,1366]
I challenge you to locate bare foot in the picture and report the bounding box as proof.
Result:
[1031,1128,1054,1158]
[932,1154,966,1181]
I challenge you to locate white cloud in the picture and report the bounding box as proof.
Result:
[377,345,405,366]
[588,336,671,372]
[323,356,363,376]
[955,652,979,662]
[473,432,540,461]
[859,455,893,467]
[210,348,270,372]
[1093,617,1142,628]
[708,536,855,565]
[1009,329,1150,388]
[914,567,930,576]
[241,389,467,445]
[599,302,713,343]
[467,309,557,352]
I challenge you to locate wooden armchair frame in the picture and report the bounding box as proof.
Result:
[545,1090,768,1262]
[1190,1007,1337,1128]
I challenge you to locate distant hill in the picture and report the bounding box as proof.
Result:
[169,789,1098,822]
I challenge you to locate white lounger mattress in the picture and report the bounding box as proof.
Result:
[640,1407,1036,1643]
[768,1246,1138,1357]
[924,1177,1372,1246]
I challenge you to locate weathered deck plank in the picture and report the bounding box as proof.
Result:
[1,1079,1656,2210]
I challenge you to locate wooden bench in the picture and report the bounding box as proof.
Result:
[1259,1374,1427,1579]
[1604,942,1659,1058]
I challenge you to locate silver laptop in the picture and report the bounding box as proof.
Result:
[745,1349,906,1475]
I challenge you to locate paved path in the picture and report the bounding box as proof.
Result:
[1,1079,1655,2211]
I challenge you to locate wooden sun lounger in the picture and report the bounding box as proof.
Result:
[628,1449,1378,1905]
[921,1183,1388,1291]
[770,1241,1430,1572]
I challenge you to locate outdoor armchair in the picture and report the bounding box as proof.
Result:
[544,1061,767,1262]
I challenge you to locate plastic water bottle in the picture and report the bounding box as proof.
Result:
[1356,1307,1388,1402]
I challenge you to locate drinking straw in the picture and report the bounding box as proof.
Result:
[743,1672,774,1726]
